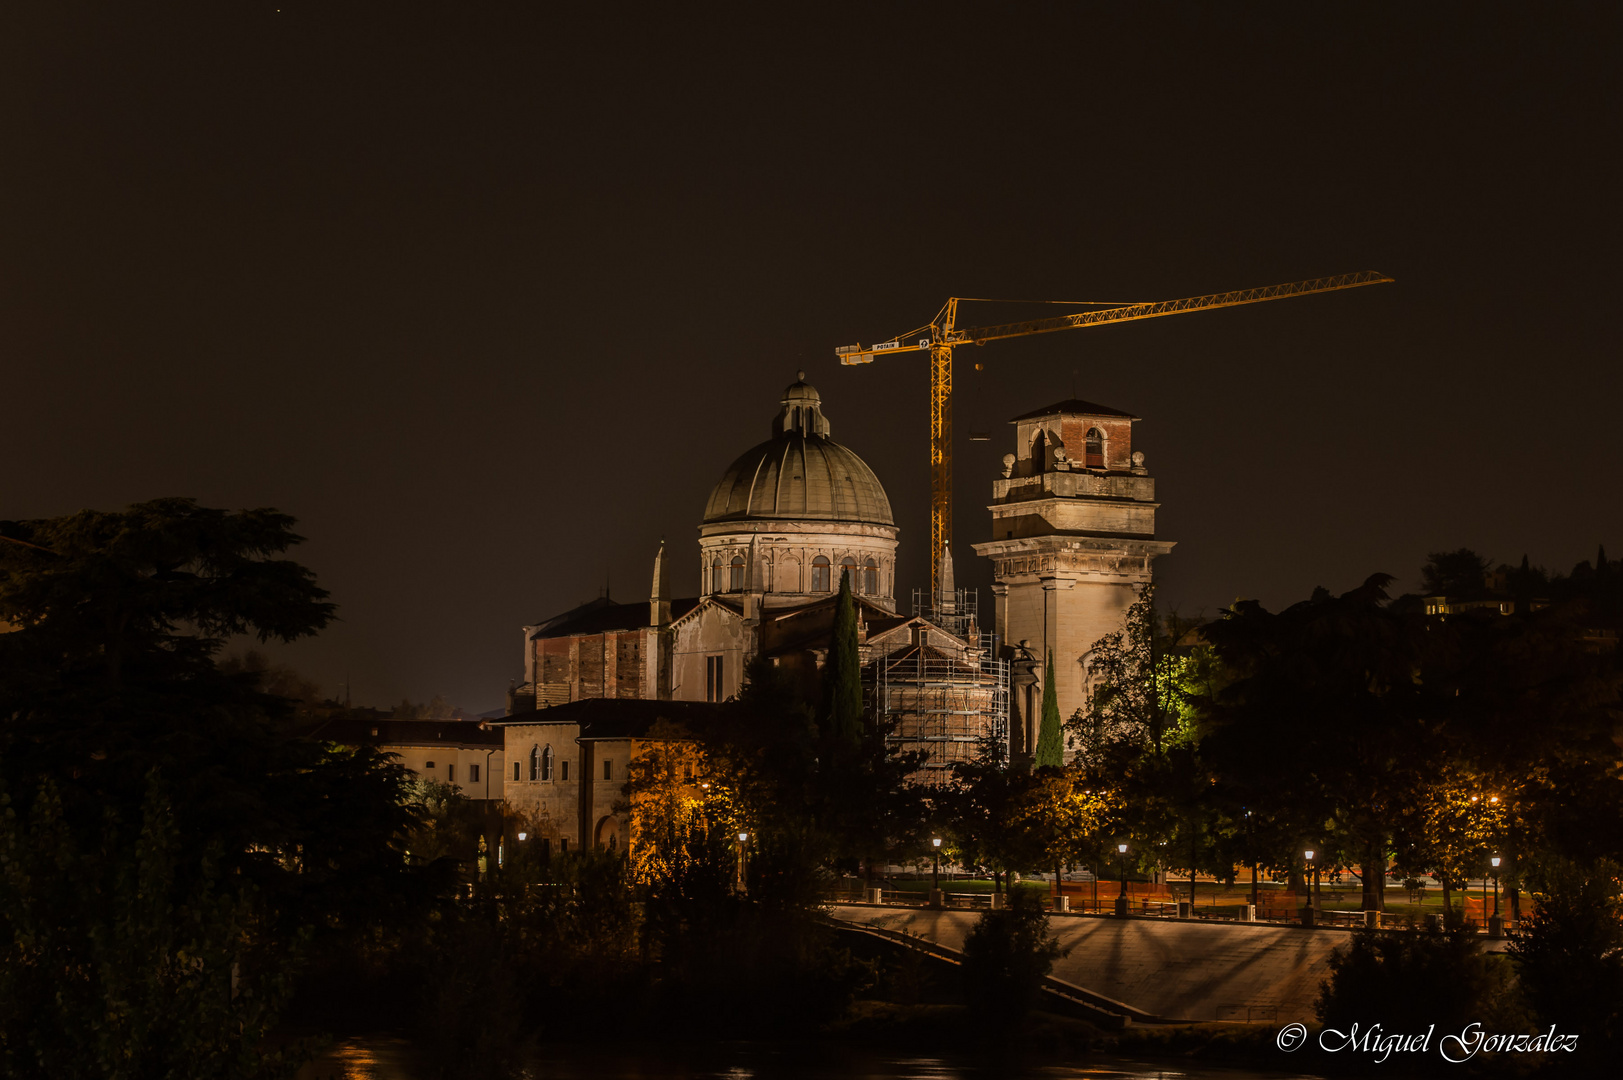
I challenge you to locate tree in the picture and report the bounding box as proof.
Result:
[821,567,864,754]
[622,721,712,888]
[0,773,310,1079]
[1421,547,1490,598]
[1510,859,1623,1054]
[1033,650,1063,767]
[0,500,430,1076]
[944,750,1044,891]
[1010,767,1113,900]
[1199,575,1431,911]
[960,888,1069,1032]
[1068,585,1200,766]
[1317,928,1523,1041]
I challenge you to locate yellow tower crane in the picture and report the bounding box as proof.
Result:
[835,270,1394,598]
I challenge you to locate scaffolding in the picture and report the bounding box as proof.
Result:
[910,585,979,642]
[871,631,1009,784]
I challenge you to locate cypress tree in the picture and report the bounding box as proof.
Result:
[1034,649,1064,767]
[823,568,864,750]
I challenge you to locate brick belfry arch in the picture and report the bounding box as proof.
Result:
[973,399,1175,757]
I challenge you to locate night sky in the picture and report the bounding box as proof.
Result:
[6,6,1620,713]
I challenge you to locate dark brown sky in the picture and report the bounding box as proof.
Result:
[5,5,1620,713]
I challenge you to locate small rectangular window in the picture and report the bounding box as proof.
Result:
[468,764,479,783]
[513,761,520,782]
[447,764,455,783]
[705,655,724,702]
[560,838,569,854]
[561,761,570,781]
[425,760,436,769]
[603,759,613,781]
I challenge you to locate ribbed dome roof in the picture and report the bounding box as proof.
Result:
[703,376,894,526]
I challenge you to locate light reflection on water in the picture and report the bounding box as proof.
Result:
[298,1036,1324,1080]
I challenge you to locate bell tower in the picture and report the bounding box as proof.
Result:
[972,399,1175,754]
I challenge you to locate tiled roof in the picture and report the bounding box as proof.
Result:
[1010,398,1138,422]
[496,698,723,740]
[530,596,699,639]
[308,716,505,749]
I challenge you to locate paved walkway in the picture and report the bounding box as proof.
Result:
[829,903,1343,1024]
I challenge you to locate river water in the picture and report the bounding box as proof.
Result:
[298,1036,1325,1080]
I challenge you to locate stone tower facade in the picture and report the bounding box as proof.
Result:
[972,399,1175,756]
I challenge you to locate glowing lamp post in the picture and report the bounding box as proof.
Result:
[1305,849,1319,918]
[736,831,749,894]
[1115,843,1130,916]
[931,837,943,907]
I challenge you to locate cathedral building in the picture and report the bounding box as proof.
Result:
[500,376,1008,846]
[494,380,1176,848]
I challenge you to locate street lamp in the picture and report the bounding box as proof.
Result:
[735,831,749,893]
[1490,855,1501,919]
[1305,849,1318,912]
[1116,843,1130,916]
[931,837,942,892]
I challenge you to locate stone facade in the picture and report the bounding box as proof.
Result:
[498,699,717,854]
[973,399,1175,746]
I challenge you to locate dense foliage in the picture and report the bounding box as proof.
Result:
[0,500,435,1078]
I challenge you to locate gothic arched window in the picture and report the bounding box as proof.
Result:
[528,745,541,782]
[863,558,879,596]
[840,556,857,592]
[811,555,831,592]
[730,554,745,591]
[542,745,554,782]
[1085,428,1104,469]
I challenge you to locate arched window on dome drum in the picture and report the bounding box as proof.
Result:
[811,555,831,592]
[1085,428,1104,469]
[780,556,801,593]
[730,554,745,592]
[863,558,879,596]
[710,558,723,594]
[840,556,857,592]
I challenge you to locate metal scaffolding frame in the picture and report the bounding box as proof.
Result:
[871,631,1008,784]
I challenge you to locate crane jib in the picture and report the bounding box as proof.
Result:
[830,269,1393,599]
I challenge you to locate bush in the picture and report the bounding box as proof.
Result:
[960,889,1068,1030]
[1509,863,1623,1055]
[1317,927,1524,1043]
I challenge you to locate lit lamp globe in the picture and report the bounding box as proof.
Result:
[517,832,527,841]
[738,832,749,843]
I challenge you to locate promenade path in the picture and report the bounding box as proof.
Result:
[829,903,1343,1024]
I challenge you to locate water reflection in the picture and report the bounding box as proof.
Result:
[299,1036,1324,1080]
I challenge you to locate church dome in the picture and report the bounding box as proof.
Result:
[703,376,895,526]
